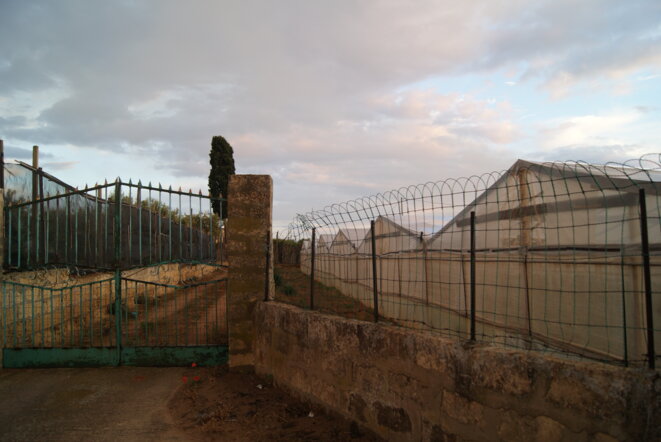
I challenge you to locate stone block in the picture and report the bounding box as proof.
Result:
[441,391,484,426]
[546,364,629,422]
[470,348,533,396]
[373,401,412,433]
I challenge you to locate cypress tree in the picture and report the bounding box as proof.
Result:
[208,135,235,217]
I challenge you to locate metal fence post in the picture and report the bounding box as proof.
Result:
[310,227,316,310]
[38,169,45,265]
[31,146,38,266]
[114,268,122,365]
[264,229,271,302]
[370,220,379,322]
[638,188,655,369]
[470,211,476,341]
[114,180,121,267]
[114,180,122,365]
[0,139,4,188]
[371,220,379,323]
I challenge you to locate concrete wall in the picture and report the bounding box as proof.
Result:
[254,302,660,442]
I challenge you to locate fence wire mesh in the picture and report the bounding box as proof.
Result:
[280,155,661,367]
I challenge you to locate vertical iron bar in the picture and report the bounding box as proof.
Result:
[158,185,162,262]
[94,189,99,268]
[40,288,44,347]
[138,184,143,266]
[168,188,172,261]
[84,192,89,265]
[69,287,73,346]
[21,287,26,346]
[209,198,214,260]
[98,282,103,345]
[74,196,79,264]
[189,193,193,260]
[128,184,133,266]
[310,228,316,310]
[114,269,122,364]
[31,287,35,345]
[371,220,379,323]
[264,230,271,301]
[89,285,93,346]
[620,252,629,366]
[115,181,121,267]
[38,169,45,265]
[470,211,476,341]
[27,205,31,267]
[184,285,189,345]
[32,147,38,265]
[104,185,109,267]
[2,285,5,348]
[639,188,655,369]
[148,185,152,264]
[45,199,50,265]
[0,139,4,188]
[6,208,11,267]
[194,286,198,345]
[65,195,70,263]
[18,207,22,267]
[50,289,53,347]
[153,285,158,345]
[12,285,16,347]
[179,192,183,260]
[79,287,83,346]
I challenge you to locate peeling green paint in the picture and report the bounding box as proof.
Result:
[3,346,228,368]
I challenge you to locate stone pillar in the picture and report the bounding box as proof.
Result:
[226,175,273,370]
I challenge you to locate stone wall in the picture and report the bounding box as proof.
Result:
[254,302,660,442]
[226,175,273,370]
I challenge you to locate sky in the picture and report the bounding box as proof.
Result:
[1,0,660,233]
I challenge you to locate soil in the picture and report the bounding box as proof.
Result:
[122,268,228,347]
[274,264,378,323]
[169,366,383,442]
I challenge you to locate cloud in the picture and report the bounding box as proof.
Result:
[0,0,659,228]
[539,110,641,149]
[42,161,78,171]
[4,145,54,160]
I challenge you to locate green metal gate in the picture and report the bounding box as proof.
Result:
[2,177,228,367]
[1,269,228,367]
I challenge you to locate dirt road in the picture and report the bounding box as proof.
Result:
[0,366,381,442]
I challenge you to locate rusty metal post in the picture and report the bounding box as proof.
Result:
[310,228,316,310]
[371,220,379,322]
[639,189,655,369]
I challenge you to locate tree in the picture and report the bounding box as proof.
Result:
[208,135,235,217]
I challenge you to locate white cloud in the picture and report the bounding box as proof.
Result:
[540,111,641,148]
[0,0,660,227]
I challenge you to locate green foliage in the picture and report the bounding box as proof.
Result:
[274,269,283,287]
[117,196,222,237]
[283,284,295,296]
[273,238,303,248]
[208,135,235,217]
